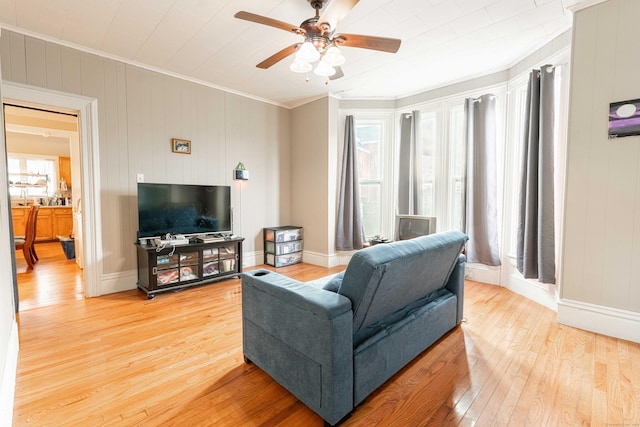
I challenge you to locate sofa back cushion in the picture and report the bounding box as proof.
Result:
[338,230,468,333]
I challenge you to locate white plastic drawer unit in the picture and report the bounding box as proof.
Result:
[264,227,302,243]
[265,240,303,255]
[263,226,303,267]
[267,252,303,268]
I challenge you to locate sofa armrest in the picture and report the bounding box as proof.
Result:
[241,269,353,426]
[444,254,466,325]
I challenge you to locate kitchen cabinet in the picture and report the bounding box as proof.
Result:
[53,208,73,238]
[11,207,73,241]
[59,156,71,188]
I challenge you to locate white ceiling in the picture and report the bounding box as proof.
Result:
[0,0,590,108]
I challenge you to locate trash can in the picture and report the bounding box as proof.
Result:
[58,236,75,260]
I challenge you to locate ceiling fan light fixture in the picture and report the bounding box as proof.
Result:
[290,58,312,73]
[314,61,336,77]
[322,46,345,66]
[296,41,320,63]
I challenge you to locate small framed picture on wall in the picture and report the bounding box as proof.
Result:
[171,138,191,154]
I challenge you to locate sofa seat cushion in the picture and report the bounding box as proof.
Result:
[338,230,467,334]
[352,287,452,347]
[352,289,458,405]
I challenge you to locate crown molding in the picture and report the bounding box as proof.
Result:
[563,0,609,12]
[0,24,289,109]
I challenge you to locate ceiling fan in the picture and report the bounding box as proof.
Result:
[234,0,401,80]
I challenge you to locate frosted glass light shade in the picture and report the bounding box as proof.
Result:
[296,41,320,63]
[290,58,312,73]
[322,46,345,66]
[313,61,336,77]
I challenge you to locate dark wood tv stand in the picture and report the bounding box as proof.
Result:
[135,237,244,299]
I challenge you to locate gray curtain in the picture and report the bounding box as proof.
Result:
[398,111,423,215]
[464,94,501,266]
[517,65,556,284]
[336,115,365,250]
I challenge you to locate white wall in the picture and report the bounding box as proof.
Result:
[0,47,18,427]
[291,97,340,266]
[0,29,291,288]
[558,0,640,343]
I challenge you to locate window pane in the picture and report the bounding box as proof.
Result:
[449,105,466,231]
[420,112,437,216]
[355,121,383,238]
[356,124,381,181]
[25,159,54,197]
[7,158,20,174]
[359,182,381,237]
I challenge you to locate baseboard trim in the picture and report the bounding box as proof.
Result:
[99,270,137,295]
[465,263,501,285]
[242,250,261,268]
[504,275,557,311]
[303,250,342,268]
[1,319,19,427]
[501,255,558,311]
[557,299,640,343]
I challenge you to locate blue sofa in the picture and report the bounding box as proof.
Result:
[241,230,468,425]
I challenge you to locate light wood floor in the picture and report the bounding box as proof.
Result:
[13,244,640,426]
[15,241,84,311]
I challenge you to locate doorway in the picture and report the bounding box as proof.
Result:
[3,81,101,308]
[4,103,84,309]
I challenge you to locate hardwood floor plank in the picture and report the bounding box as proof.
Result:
[618,340,640,423]
[12,255,640,426]
[446,284,529,425]
[482,302,553,426]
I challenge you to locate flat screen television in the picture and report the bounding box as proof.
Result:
[137,183,231,239]
[396,215,437,240]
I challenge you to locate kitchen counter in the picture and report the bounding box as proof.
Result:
[11,206,74,240]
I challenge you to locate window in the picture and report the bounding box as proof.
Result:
[356,121,383,238]
[8,154,58,199]
[448,105,467,232]
[351,113,394,240]
[414,101,467,232]
[419,111,437,216]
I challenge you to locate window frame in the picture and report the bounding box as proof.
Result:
[7,153,59,199]
[340,111,395,241]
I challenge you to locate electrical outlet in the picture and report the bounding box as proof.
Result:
[136,173,144,183]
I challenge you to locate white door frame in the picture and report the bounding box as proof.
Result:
[3,81,102,297]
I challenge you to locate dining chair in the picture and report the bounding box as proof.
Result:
[14,205,39,269]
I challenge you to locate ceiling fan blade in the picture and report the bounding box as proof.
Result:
[329,66,344,80]
[333,33,401,53]
[234,11,303,35]
[317,0,359,31]
[256,43,302,69]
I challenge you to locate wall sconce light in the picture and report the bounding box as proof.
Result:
[234,162,249,180]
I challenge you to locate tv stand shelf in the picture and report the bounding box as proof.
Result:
[135,237,244,299]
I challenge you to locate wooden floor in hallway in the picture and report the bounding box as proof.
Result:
[15,241,84,311]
